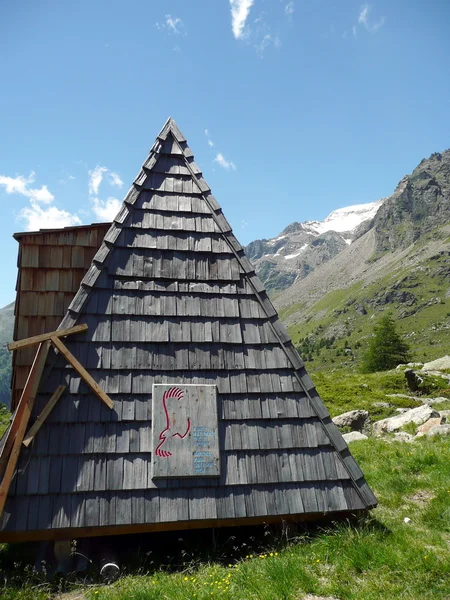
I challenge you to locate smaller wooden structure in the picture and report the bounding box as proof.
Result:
[0,118,376,543]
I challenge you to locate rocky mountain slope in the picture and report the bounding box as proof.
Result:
[245,200,384,292]
[275,149,450,371]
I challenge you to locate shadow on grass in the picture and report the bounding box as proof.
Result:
[0,512,392,593]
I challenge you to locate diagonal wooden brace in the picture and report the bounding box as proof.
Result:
[23,385,66,447]
[50,336,114,409]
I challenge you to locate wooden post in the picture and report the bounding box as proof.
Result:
[0,341,50,517]
[50,336,114,409]
[0,341,51,475]
[23,385,66,447]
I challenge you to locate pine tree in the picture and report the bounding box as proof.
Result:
[361,313,411,373]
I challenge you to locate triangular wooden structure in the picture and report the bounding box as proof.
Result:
[0,118,376,542]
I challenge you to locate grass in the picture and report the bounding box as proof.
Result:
[1,370,450,600]
[83,437,450,600]
[2,437,450,599]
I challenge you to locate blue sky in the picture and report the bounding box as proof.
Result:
[0,0,449,307]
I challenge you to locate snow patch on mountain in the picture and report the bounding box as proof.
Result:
[284,244,308,259]
[304,199,385,235]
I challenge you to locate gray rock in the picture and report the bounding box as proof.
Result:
[373,405,440,435]
[385,393,422,403]
[416,417,444,434]
[422,355,450,371]
[332,409,369,431]
[420,396,449,405]
[396,362,424,370]
[405,369,423,392]
[372,402,391,408]
[439,410,450,420]
[393,432,413,442]
[425,424,450,437]
[343,431,368,443]
[354,303,367,316]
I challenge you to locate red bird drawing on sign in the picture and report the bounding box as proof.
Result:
[155,387,191,458]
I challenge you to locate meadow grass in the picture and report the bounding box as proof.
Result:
[1,435,450,600]
[1,369,450,600]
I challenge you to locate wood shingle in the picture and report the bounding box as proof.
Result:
[0,118,376,543]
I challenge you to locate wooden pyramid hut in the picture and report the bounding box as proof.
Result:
[0,118,376,543]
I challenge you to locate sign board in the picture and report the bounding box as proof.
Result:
[151,384,220,479]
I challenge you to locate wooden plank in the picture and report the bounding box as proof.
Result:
[22,385,66,447]
[0,341,50,517]
[152,384,220,479]
[8,324,88,351]
[50,335,114,409]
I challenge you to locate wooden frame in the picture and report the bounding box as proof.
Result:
[0,510,368,543]
[0,341,50,517]
[50,336,113,409]
[7,324,88,351]
[0,323,113,518]
[22,385,66,447]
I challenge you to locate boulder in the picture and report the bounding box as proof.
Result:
[354,303,367,316]
[393,432,413,442]
[420,396,449,406]
[332,409,369,431]
[416,417,444,434]
[372,405,440,435]
[425,424,450,437]
[439,410,450,420]
[343,431,368,443]
[396,362,423,370]
[404,369,423,392]
[421,355,450,372]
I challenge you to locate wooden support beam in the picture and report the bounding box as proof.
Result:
[50,336,114,409]
[8,324,88,352]
[0,341,51,475]
[23,385,66,447]
[0,341,50,517]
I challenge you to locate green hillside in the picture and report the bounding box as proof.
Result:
[0,302,14,408]
[281,227,450,373]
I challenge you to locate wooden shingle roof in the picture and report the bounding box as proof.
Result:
[0,118,376,541]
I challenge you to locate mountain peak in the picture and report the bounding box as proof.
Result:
[245,199,384,293]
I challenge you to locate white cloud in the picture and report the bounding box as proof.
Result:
[205,129,215,148]
[20,203,81,231]
[230,0,254,39]
[358,4,369,26]
[87,166,123,221]
[0,171,81,231]
[285,2,294,16]
[88,166,108,196]
[58,173,76,185]
[88,165,123,196]
[214,153,236,171]
[358,4,385,33]
[255,32,281,57]
[108,171,123,187]
[256,34,273,56]
[0,172,54,204]
[91,197,122,221]
[165,14,184,34]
